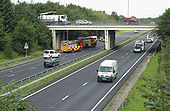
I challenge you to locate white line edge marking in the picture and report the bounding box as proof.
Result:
[62,95,69,101]
[22,34,148,100]
[90,38,158,111]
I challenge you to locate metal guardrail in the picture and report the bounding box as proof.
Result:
[0,53,43,66]
[12,48,104,85]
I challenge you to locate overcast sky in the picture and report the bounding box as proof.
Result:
[13,0,170,18]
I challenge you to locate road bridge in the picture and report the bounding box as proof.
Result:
[47,25,156,50]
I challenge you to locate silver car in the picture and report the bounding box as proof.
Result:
[76,19,92,25]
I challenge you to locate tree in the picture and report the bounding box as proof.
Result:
[0,0,15,33]
[0,81,37,111]
[12,19,36,55]
[111,11,119,21]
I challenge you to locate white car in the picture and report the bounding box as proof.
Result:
[76,19,92,25]
[43,50,61,59]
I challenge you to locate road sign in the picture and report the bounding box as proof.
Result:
[24,42,29,57]
[24,42,29,49]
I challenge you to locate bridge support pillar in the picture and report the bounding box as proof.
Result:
[52,30,69,50]
[56,31,61,50]
[105,30,115,50]
[52,30,57,50]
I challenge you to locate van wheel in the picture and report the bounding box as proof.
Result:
[97,78,101,82]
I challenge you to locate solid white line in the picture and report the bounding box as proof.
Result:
[62,95,69,101]
[90,38,158,111]
[22,35,145,100]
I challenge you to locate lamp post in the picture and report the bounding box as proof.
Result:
[128,0,129,17]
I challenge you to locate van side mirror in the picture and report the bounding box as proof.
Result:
[113,70,115,73]
[97,70,98,72]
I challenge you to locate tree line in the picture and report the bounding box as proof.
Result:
[0,0,127,59]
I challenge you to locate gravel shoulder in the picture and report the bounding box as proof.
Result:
[104,54,153,111]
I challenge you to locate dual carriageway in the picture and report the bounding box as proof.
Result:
[0,30,158,111]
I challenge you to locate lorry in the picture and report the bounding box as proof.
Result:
[124,17,139,25]
[146,34,154,43]
[97,60,118,82]
[38,11,70,25]
[134,40,145,53]
[60,40,83,52]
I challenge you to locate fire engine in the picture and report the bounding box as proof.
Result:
[60,40,83,52]
[78,37,97,48]
[124,17,139,25]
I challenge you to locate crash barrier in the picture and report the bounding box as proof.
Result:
[12,48,104,85]
[0,53,43,66]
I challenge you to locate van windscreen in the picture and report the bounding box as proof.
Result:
[99,66,112,72]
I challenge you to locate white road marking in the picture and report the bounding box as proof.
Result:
[31,67,36,70]
[62,95,69,101]
[82,82,88,86]
[8,74,15,77]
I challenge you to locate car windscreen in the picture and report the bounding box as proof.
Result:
[135,44,142,48]
[99,66,112,72]
[44,51,49,54]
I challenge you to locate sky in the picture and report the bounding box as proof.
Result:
[12,0,170,18]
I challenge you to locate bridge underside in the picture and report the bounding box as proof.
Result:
[52,30,116,50]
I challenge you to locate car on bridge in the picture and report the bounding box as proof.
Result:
[76,19,92,25]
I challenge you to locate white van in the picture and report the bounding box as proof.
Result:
[97,60,118,82]
[134,40,145,53]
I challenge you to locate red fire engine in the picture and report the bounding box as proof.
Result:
[124,17,139,25]
[78,37,97,48]
[60,40,83,52]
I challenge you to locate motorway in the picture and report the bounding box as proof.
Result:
[22,32,157,111]
[0,31,143,84]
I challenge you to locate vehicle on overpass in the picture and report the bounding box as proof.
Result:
[78,36,97,48]
[60,40,83,52]
[43,50,61,59]
[38,11,70,25]
[146,34,154,43]
[76,19,92,25]
[124,17,139,25]
[97,60,118,82]
[43,57,59,68]
[134,40,145,53]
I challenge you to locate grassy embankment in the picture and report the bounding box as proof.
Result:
[118,52,160,111]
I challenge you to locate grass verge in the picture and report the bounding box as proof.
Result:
[117,52,160,111]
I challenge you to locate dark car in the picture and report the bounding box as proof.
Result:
[43,57,59,68]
